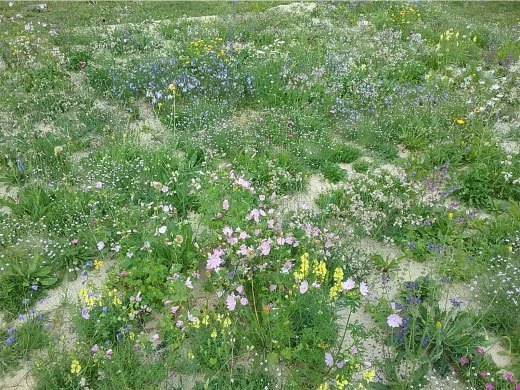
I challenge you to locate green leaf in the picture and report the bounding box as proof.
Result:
[40,277,58,286]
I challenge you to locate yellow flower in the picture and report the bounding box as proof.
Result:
[333,267,344,283]
[210,328,217,339]
[313,260,327,281]
[222,317,231,328]
[435,321,442,329]
[168,83,176,93]
[507,245,513,253]
[93,259,103,270]
[318,383,328,390]
[456,118,465,125]
[363,369,376,382]
[202,314,209,326]
[70,359,81,375]
[336,375,349,390]
[448,212,453,221]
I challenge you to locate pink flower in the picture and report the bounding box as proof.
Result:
[485,383,494,390]
[460,356,469,366]
[387,314,403,328]
[503,371,515,382]
[342,278,355,291]
[476,346,485,355]
[152,334,159,341]
[71,239,78,245]
[104,349,113,359]
[161,186,169,193]
[222,199,229,210]
[226,295,236,311]
[259,240,271,256]
[95,181,103,189]
[324,352,334,367]
[515,385,520,390]
[299,280,309,294]
[170,306,179,314]
[207,248,224,271]
[359,282,369,297]
[480,371,489,378]
[91,344,99,353]
[223,226,233,236]
[240,297,249,306]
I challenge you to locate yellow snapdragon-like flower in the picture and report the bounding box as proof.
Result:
[93,259,103,270]
[333,267,344,283]
[70,359,81,375]
[211,328,217,339]
[313,260,327,281]
[222,317,231,328]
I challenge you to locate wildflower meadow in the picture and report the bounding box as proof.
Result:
[0,1,519,389]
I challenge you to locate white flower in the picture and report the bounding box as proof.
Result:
[97,241,105,251]
[158,225,167,234]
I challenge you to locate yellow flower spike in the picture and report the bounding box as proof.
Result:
[222,317,231,328]
[202,314,209,326]
[333,267,344,283]
[318,384,328,390]
[456,118,465,125]
[210,328,217,339]
[448,212,454,221]
[70,359,81,375]
[435,321,442,329]
[507,245,513,253]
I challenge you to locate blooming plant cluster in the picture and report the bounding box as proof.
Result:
[0,1,519,389]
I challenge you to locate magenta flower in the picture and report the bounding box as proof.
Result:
[485,383,494,390]
[226,295,236,311]
[104,349,113,359]
[503,371,515,382]
[240,297,249,306]
[387,314,403,328]
[476,346,485,355]
[299,280,309,294]
[460,356,469,366]
[324,352,334,367]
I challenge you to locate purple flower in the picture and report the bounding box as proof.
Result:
[81,308,90,320]
[222,199,229,211]
[104,349,113,359]
[31,284,38,291]
[324,352,334,367]
[6,336,15,345]
[503,371,515,383]
[91,344,99,353]
[460,356,469,365]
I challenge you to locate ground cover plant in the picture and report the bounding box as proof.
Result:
[0,1,519,389]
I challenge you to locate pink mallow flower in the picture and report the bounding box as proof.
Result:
[386,314,403,328]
